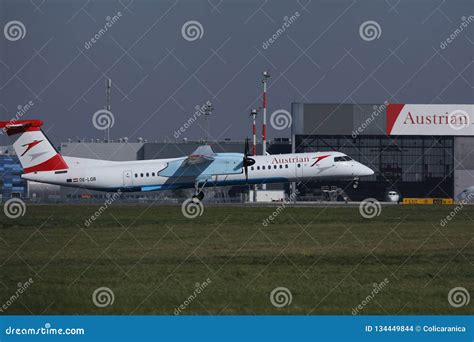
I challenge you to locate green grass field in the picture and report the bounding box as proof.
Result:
[0,204,472,315]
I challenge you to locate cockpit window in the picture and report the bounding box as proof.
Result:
[334,156,353,162]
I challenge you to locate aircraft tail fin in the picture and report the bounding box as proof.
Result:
[0,120,68,173]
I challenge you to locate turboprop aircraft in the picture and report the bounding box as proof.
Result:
[0,120,374,201]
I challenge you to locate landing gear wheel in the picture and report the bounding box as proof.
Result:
[192,191,204,202]
[192,180,207,202]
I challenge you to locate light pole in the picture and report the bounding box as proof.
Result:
[261,71,270,190]
[105,78,111,142]
[250,109,258,202]
[250,108,258,156]
[204,101,213,143]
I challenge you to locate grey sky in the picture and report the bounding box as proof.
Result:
[0,0,473,145]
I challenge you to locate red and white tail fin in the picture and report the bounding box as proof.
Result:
[0,120,68,173]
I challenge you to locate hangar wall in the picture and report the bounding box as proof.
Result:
[454,137,474,199]
[291,103,386,138]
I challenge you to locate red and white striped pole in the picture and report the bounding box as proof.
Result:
[262,71,270,156]
[250,108,258,202]
[251,109,258,156]
[262,71,270,190]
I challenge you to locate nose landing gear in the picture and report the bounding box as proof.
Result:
[353,177,359,189]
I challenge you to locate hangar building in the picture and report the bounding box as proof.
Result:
[291,103,474,200]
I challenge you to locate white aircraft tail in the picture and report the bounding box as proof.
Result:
[0,120,68,173]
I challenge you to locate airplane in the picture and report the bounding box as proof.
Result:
[0,120,374,201]
[457,186,474,203]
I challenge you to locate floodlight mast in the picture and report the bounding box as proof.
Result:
[261,70,270,190]
[250,108,258,203]
[105,78,112,142]
[204,101,213,143]
[251,108,258,156]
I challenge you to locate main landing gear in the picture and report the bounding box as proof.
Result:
[192,180,207,202]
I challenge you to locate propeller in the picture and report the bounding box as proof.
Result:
[243,138,255,182]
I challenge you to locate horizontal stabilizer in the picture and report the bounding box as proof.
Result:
[0,120,44,136]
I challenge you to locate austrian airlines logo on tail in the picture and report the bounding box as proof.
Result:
[21,140,43,156]
[311,155,330,167]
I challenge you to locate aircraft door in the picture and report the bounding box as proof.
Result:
[296,162,304,180]
[123,170,133,187]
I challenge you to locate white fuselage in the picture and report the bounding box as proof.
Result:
[22,151,374,192]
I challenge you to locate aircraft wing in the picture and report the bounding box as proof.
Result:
[159,146,242,178]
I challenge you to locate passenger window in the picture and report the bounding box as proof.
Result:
[134,173,138,178]
[262,166,265,170]
[285,165,288,168]
[297,164,301,168]
[152,172,155,177]
[279,165,282,169]
[146,173,149,177]
[140,173,144,177]
[257,166,260,170]
[274,165,277,169]
[251,167,254,171]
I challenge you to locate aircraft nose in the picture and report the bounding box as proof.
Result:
[360,164,374,176]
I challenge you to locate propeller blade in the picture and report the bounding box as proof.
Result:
[243,138,253,183]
